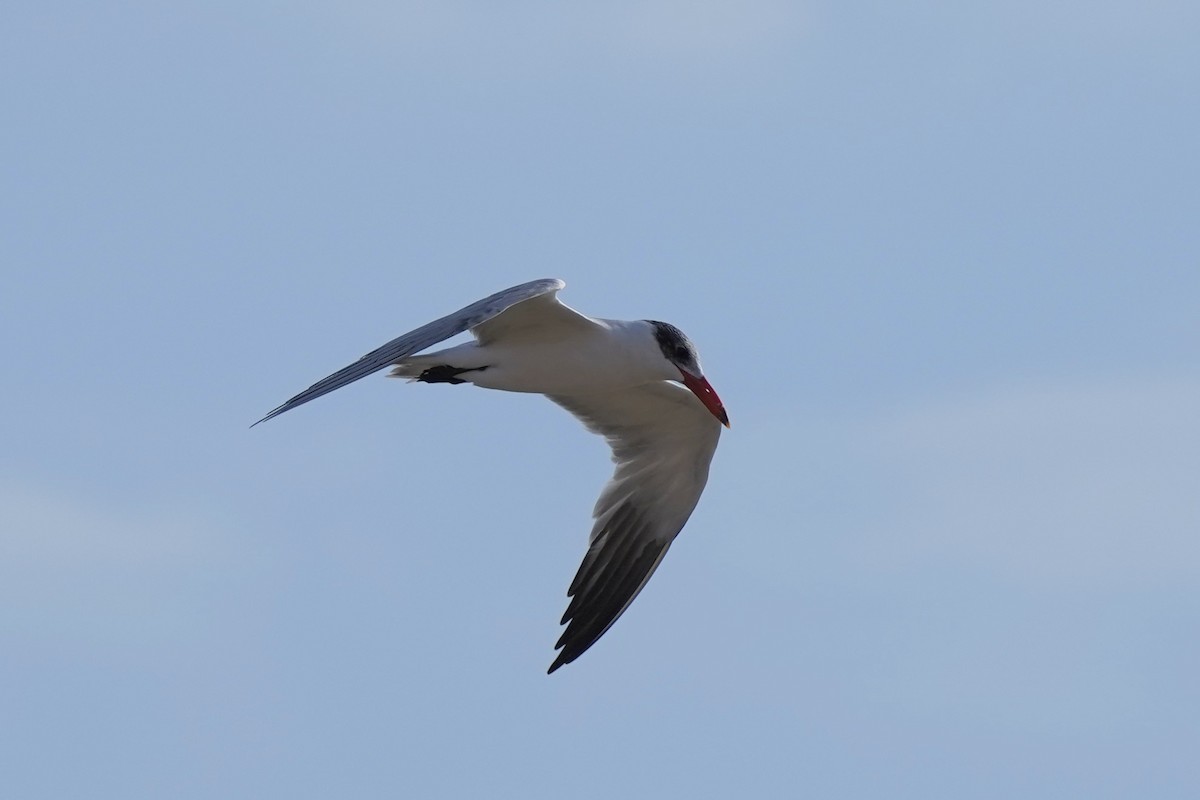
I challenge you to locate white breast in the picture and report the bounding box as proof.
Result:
[467,319,674,396]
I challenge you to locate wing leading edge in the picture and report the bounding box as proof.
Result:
[253,278,565,426]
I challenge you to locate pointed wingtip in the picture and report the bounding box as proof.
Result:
[249,412,275,429]
[250,403,290,429]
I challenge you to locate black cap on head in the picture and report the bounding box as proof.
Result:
[647,320,698,368]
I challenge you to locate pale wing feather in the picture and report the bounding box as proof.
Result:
[546,381,722,673]
[470,290,599,345]
[254,278,565,425]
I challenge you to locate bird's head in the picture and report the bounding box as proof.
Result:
[648,320,730,428]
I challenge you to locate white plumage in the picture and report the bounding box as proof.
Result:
[255,279,728,672]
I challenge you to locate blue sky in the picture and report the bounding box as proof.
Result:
[3,1,1198,797]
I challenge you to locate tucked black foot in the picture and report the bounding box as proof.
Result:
[416,365,483,384]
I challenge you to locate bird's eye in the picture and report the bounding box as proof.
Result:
[674,346,690,361]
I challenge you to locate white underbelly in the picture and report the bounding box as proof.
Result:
[467,338,664,395]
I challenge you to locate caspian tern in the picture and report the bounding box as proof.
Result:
[254,278,728,673]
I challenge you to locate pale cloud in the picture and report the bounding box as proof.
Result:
[293,0,1195,67]
[707,374,1199,591]
[991,0,1199,48]
[860,375,1200,587]
[619,0,805,57]
[0,482,221,569]
[295,0,807,68]
[0,482,244,654]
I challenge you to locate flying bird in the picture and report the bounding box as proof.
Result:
[254,279,728,672]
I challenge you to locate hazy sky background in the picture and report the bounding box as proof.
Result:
[3,1,1198,797]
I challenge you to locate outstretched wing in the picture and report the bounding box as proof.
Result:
[546,381,722,673]
[253,278,565,426]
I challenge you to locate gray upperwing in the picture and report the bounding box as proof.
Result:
[252,278,565,426]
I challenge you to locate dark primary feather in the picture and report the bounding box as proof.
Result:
[545,383,721,674]
[551,548,667,673]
